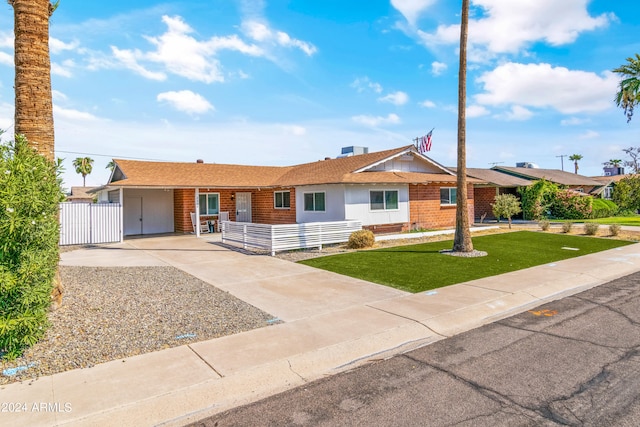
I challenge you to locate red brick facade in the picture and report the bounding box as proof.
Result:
[407,183,475,231]
[473,187,519,220]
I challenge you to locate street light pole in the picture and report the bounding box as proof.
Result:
[556,154,567,171]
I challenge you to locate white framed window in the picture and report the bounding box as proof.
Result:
[199,193,219,215]
[370,190,399,211]
[274,191,291,209]
[440,187,457,205]
[304,192,325,212]
[604,187,613,199]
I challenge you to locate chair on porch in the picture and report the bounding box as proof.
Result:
[190,212,209,234]
[217,211,230,232]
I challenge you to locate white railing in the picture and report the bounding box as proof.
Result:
[221,220,362,256]
[59,203,122,245]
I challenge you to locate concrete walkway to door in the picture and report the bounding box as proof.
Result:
[4,234,640,426]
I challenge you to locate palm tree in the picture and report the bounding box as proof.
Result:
[613,54,640,123]
[453,0,473,253]
[608,159,623,167]
[569,154,583,174]
[106,160,116,172]
[73,157,94,186]
[9,0,58,160]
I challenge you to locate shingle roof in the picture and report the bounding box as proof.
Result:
[492,166,604,187]
[108,145,470,188]
[451,168,532,187]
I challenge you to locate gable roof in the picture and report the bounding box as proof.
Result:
[107,145,473,188]
[492,166,604,187]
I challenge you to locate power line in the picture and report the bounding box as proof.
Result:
[55,150,167,162]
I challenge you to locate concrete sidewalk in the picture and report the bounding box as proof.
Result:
[2,235,640,426]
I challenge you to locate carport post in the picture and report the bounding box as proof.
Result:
[119,188,124,243]
[195,188,200,238]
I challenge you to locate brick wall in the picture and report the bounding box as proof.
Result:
[474,187,520,220]
[408,183,475,230]
[251,188,296,224]
[174,189,194,233]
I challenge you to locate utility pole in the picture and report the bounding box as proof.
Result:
[556,154,567,171]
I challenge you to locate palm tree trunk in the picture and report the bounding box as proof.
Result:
[453,0,473,252]
[11,0,55,161]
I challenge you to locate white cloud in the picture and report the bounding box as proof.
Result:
[352,113,401,127]
[241,20,317,56]
[281,124,306,136]
[351,77,383,93]
[475,62,618,114]
[431,61,447,76]
[0,51,12,66]
[52,90,68,101]
[378,91,409,106]
[51,62,73,78]
[391,0,437,26]
[157,90,214,115]
[53,105,100,121]
[561,117,591,126]
[420,100,436,108]
[467,104,490,118]
[111,15,265,84]
[418,0,612,58]
[49,38,79,54]
[502,105,534,121]
[579,130,599,139]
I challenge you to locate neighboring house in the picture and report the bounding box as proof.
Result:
[590,174,630,200]
[95,145,484,237]
[491,166,605,195]
[65,187,96,203]
[455,168,532,220]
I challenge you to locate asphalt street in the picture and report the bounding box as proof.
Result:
[190,270,640,427]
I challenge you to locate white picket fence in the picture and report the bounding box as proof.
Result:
[221,220,362,256]
[59,203,122,246]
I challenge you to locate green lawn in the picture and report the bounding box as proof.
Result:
[583,216,640,226]
[299,231,634,293]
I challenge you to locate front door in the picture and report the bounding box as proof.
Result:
[124,197,143,235]
[235,192,252,222]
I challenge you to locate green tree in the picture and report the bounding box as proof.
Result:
[453,0,473,253]
[518,179,558,220]
[608,159,623,167]
[569,154,583,174]
[491,194,521,229]
[106,160,115,172]
[72,157,94,186]
[613,54,640,122]
[612,175,640,212]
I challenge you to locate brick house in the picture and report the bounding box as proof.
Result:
[96,145,483,237]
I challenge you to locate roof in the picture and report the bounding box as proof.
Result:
[66,187,97,200]
[451,168,532,187]
[590,174,630,185]
[107,145,473,188]
[492,166,604,187]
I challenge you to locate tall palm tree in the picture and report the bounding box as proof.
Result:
[453,0,473,253]
[9,0,58,160]
[613,54,640,123]
[569,154,583,174]
[608,159,623,167]
[106,160,116,172]
[73,157,94,186]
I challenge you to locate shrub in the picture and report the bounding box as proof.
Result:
[491,194,522,228]
[539,220,550,231]
[347,229,375,249]
[519,179,557,220]
[609,224,621,236]
[562,222,573,233]
[551,190,592,220]
[591,198,618,219]
[0,134,63,360]
[584,223,600,236]
[612,176,640,212]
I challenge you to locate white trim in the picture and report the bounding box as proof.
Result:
[274,190,291,209]
[303,191,326,212]
[369,189,400,212]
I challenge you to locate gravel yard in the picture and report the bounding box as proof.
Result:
[0,266,279,385]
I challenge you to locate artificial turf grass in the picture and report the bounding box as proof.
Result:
[299,231,634,293]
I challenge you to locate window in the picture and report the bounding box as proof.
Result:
[304,192,325,212]
[274,191,291,209]
[440,187,457,205]
[198,193,219,215]
[604,187,613,199]
[370,190,399,211]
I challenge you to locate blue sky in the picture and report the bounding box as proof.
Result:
[1,0,639,189]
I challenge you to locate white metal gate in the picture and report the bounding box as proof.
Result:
[59,203,122,245]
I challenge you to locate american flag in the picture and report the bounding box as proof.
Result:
[419,129,433,153]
